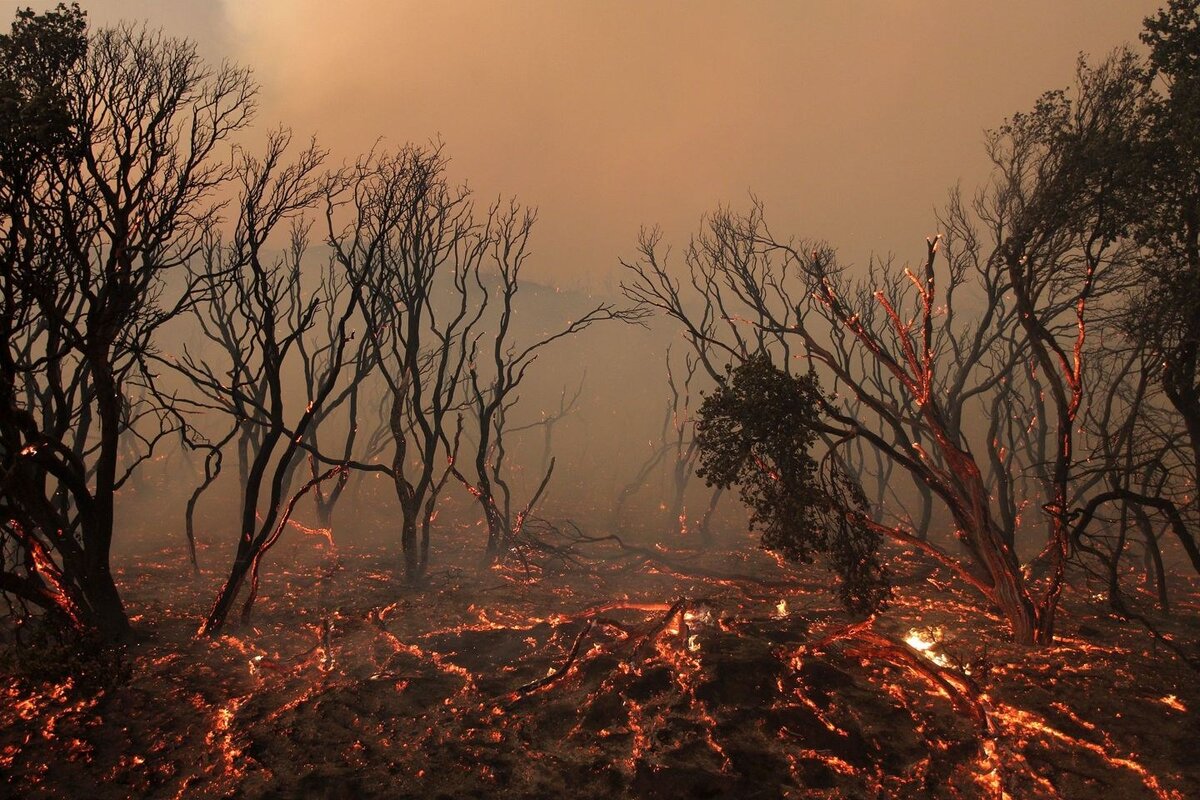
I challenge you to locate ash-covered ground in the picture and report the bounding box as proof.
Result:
[3,523,1198,800]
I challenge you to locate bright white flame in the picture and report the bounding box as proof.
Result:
[904,627,951,668]
[904,630,934,651]
[775,600,789,618]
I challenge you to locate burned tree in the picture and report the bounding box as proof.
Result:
[624,212,1046,642]
[624,50,1156,642]
[1084,2,1200,575]
[662,349,721,541]
[325,145,487,583]
[611,346,724,541]
[452,204,641,563]
[1070,341,1183,613]
[988,51,1149,640]
[623,51,1156,645]
[288,259,380,533]
[507,374,586,481]
[1010,9,1200,610]
[169,131,368,635]
[0,7,256,640]
[1137,1,1200,488]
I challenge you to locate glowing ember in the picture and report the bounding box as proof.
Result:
[3,539,1196,798]
[1160,695,1186,713]
[903,629,935,651]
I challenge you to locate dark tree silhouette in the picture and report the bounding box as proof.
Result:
[622,216,1051,642]
[989,51,1148,640]
[623,47,1150,644]
[1132,1,1200,519]
[507,375,586,482]
[452,204,641,562]
[324,145,487,583]
[169,131,369,635]
[610,347,724,541]
[0,6,255,640]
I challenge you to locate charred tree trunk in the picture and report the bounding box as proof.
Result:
[1132,506,1169,614]
[82,350,131,641]
[697,485,723,545]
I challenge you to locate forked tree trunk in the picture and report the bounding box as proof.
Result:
[954,501,1039,645]
[483,500,507,562]
[202,552,254,634]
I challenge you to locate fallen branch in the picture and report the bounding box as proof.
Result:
[633,598,692,659]
[509,619,596,699]
[806,619,991,733]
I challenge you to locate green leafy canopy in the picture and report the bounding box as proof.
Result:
[695,353,890,615]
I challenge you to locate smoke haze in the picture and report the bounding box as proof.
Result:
[72,1,1158,286]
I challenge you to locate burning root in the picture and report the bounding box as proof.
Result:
[509,619,596,699]
[806,618,990,732]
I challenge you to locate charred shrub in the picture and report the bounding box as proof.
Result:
[695,353,890,614]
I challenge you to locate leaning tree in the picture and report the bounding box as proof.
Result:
[623,50,1151,645]
[168,130,375,636]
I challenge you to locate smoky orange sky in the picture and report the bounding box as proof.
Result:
[72,1,1159,287]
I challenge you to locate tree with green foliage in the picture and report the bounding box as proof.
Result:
[695,354,890,615]
[1136,0,1200,493]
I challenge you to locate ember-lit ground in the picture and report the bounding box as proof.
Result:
[3,520,1198,799]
